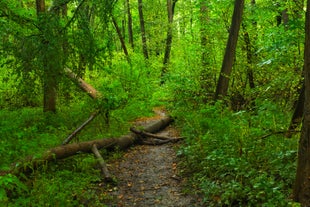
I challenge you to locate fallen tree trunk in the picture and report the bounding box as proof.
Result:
[64,68,102,99]
[8,116,173,176]
[63,68,104,145]
[62,110,101,145]
[130,127,184,141]
[91,144,112,182]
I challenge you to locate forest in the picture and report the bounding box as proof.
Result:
[1,0,310,206]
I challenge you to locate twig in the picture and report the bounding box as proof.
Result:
[259,130,301,139]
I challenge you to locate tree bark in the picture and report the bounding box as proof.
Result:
[62,110,101,145]
[126,0,134,49]
[7,116,173,176]
[112,15,131,64]
[286,83,305,138]
[64,68,101,99]
[199,1,213,99]
[36,0,45,15]
[293,0,310,205]
[215,0,244,100]
[242,23,255,89]
[161,0,178,84]
[200,0,208,69]
[137,0,149,60]
[37,0,62,113]
[91,144,112,181]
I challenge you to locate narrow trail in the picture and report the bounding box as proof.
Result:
[103,110,203,207]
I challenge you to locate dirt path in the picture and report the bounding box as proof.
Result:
[103,112,203,207]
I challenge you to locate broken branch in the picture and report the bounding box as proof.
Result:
[91,144,112,182]
[62,110,101,145]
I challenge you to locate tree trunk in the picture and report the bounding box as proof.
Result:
[286,83,305,138]
[43,72,57,113]
[126,0,134,49]
[161,0,178,84]
[137,0,149,60]
[7,116,173,176]
[242,23,255,89]
[293,0,310,205]
[200,0,208,69]
[62,110,100,145]
[36,0,45,15]
[91,144,112,181]
[199,0,212,98]
[64,68,101,99]
[112,15,131,64]
[37,0,62,113]
[215,0,244,100]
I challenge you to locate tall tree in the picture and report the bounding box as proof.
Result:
[241,0,257,90]
[36,0,61,113]
[284,0,305,137]
[138,0,149,60]
[126,0,134,49]
[112,15,131,64]
[293,0,310,205]
[200,0,208,69]
[199,0,212,95]
[161,0,178,84]
[215,0,245,100]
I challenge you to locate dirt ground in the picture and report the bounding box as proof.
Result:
[102,111,203,207]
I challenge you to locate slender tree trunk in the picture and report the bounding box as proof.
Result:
[126,0,134,49]
[161,0,178,84]
[242,24,255,89]
[215,0,244,100]
[285,0,305,138]
[199,1,211,96]
[77,5,92,76]
[36,0,45,15]
[293,1,310,205]
[200,1,208,69]
[138,0,149,60]
[112,15,131,64]
[286,83,305,138]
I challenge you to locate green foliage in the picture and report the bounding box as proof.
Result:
[0,0,307,206]
[175,101,297,206]
[0,100,150,206]
[0,174,28,204]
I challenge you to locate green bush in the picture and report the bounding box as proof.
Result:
[175,101,298,206]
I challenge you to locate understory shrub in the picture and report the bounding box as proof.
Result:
[175,100,299,206]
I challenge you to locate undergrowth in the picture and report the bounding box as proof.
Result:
[0,98,154,206]
[173,100,299,206]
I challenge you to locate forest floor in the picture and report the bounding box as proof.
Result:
[101,109,203,207]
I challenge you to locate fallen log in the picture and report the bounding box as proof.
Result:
[63,68,104,145]
[130,127,184,141]
[62,110,101,145]
[64,68,102,99]
[7,116,173,176]
[91,144,112,182]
